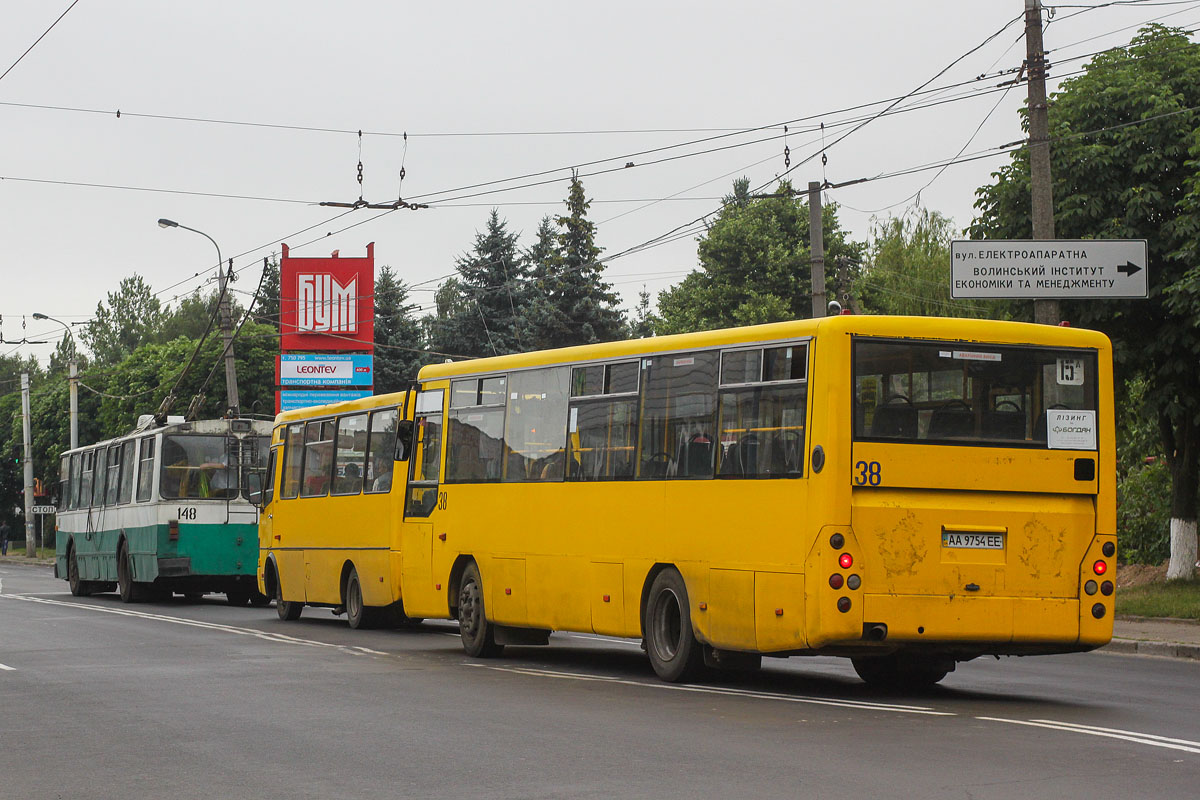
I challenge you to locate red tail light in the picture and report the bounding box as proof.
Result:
[1093,560,1107,575]
[829,574,844,589]
[839,553,853,569]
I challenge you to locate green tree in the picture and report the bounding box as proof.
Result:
[631,287,658,338]
[374,265,425,392]
[80,274,164,365]
[427,211,529,359]
[527,175,626,349]
[656,178,865,334]
[257,258,281,331]
[857,207,990,318]
[970,24,1200,578]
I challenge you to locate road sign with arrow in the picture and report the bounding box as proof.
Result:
[950,239,1148,300]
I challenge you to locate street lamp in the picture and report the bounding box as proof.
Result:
[32,312,78,450]
[157,218,240,417]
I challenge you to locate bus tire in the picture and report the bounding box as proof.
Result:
[345,567,375,630]
[117,543,144,604]
[644,568,705,683]
[276,575,303,621]
[67,544,92,597]
[458,562,503,658]
[851,654,951,689]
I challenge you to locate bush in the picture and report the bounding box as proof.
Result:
[1117,458,1171,564]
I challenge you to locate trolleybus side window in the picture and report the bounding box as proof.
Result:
[301,420,335,498]
[333,413,369,496]
[59,455,70,509]
[281,423,304,500]
[567,361,639,481]
[365,408,399,494]
[79,450,93,508]
[503,367,569,482]
[406,390,444,517]
[68,453,81,509]
[117,440,136,504]
[717,344,808,478]
[92,447,109,507]
[637,351,718,480]
[446,377,506,483]
[136,437,155,503]
[104,445,123,506]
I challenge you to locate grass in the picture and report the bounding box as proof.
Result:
[1116,579,1200,620]
[0,545,55,560]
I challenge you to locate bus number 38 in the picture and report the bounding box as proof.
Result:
[855,461,882,486]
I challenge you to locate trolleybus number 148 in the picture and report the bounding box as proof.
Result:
[176,507,198,520]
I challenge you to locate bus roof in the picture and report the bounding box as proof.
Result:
[416,315,1110,382]
[61,417,273,457]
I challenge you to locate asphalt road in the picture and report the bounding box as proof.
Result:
[2,562,1198,800]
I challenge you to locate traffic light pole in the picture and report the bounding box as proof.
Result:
[21,372,35,557]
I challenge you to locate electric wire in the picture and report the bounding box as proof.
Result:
[0,0,81,85]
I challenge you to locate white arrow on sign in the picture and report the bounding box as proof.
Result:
[950,239,1148,300]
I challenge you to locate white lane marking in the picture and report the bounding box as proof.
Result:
[0,663,15,671]
[0,593,388,657]
[560,632,643,649]
[978,716,1200,756]
[470,663,954,716]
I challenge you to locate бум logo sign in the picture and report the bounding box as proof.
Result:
[298,273,358,333]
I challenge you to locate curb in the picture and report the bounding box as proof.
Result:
[0,556,55,567]
[1105,638,1200,661]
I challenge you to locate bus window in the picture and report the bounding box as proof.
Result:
[567,361,640,481]
[301,421,335,498]
[503,367,569,482]
[447,377,506,483]
[104,445,122,506]
[117,440,136,504]
[333,413,369,495]
[281,424,304,500]
[68,453,81,509]
[262,448,277,507]
[79,451,93,508]
[406,390,444,517]
[365,409,398,494]
[853,339,1098,447]
[92,447,108,507]
[717,344,808,479]
[160,435,237,499]
[637,351,718,479]
[59,456,70,509]
[136,437,155,502]
[242,435,270,501]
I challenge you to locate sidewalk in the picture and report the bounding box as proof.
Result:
[1109,616,1200,661]
[0,554,55,567]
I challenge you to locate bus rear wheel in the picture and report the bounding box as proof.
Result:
[117,543,145,603]
[851,654,952,689]
[67,545,92,597]
[644,568,705,683]
[345,567,378,630]
[458,562,503,658]
[275,574,303,621]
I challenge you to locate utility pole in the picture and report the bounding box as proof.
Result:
[1026,0,1058,325]
[68,357,78,450]
[809,181,827,319]
[20,373,34,557]
[217,258,240,417]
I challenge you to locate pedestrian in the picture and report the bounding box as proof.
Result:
[0,519,10,556]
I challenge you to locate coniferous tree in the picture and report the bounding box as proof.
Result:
[426,210,528,359]
[80,275,165,365]
[527,175,626,349]
[373,265,425,392]
[631,288,659,338]
[257,258,281,332]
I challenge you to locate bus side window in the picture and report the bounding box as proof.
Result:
[92,446,109,507]
[259,448,278,508]
[637,352,718,480]
[280,423,304,500]
[136,437,155,502]
[406,389,445,517]
[364,408,398,494]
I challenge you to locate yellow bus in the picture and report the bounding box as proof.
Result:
[396,315,1115,686]
[257,391,418,628]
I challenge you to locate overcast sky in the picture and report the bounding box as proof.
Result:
[3,0,1196,364]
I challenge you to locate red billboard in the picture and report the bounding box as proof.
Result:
[280,242,375,352]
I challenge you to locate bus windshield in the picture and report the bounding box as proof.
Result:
[160,435,237,499]
[853,338,1098,448]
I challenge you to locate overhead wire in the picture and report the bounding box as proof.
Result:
[0,0,81,85]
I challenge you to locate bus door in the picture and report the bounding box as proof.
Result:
[399,388,445,618]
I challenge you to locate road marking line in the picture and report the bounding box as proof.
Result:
[470,663,954,715]
[0,593,388,657]
[978,716,1200,755]
[0,663,15,671]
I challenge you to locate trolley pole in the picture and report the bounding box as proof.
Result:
[809,181,827,319]
[21,373,35,558]
[1025,0,1059,325]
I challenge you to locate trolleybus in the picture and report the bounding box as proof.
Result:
[55,416,273,604]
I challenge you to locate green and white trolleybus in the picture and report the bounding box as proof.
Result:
[54,416,273,604]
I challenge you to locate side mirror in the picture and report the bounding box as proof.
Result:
[395,420,414,462]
